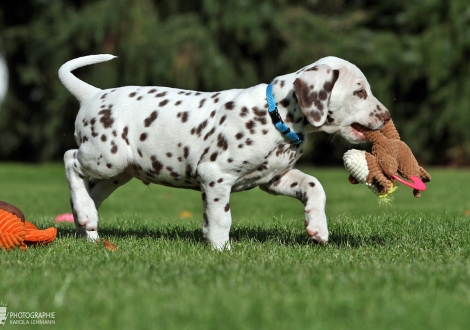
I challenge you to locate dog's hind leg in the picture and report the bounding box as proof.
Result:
[64,149,101,240]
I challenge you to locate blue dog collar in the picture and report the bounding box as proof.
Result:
[266,83,303,145]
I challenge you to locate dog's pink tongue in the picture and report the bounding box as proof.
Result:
[351,124,367,140]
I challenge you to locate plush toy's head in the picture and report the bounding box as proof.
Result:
[0,201,25,222]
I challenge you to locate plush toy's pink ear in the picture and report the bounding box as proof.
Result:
[293,65,339,127]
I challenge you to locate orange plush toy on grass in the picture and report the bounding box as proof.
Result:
[0,201,57,250]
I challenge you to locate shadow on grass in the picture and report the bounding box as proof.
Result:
[328,232,387,247]
[57,224,387,247]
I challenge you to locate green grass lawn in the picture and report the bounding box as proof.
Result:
[1,163,469,330]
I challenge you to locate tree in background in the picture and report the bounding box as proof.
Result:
[0,0,469,165]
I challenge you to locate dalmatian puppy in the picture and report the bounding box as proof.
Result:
[59,54,390,249]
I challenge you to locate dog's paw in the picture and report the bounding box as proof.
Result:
[76,226,100,241]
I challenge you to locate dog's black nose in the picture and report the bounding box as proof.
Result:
[382,111,391,123]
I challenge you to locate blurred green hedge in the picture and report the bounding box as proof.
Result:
[1,0,469,165]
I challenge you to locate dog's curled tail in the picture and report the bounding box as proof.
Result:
[58,54,116,103]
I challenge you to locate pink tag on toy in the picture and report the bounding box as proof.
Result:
[55,213,74,223]
[391,175,426,191]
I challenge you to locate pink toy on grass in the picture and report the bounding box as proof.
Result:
[55,213,74,223]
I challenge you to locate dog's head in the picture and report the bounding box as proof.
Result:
[293,56,390,143]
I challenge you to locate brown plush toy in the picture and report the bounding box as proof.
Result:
[343,119,431,198]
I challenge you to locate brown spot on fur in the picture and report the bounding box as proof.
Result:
[150,156,163,174]
[252,107,267,117]
[98,109,114,129]
[204,127,216,140]
[198,147,210,165]
[121,126,130,145]
[199,99,206,108]
[280,98,290,108]
[309,110,322,123]
[217,133,228,150]
[323,70,339,92]
[196,120,208,136]
[224,203,230,212]
[177,112,189,123]
[140,133,147,141]
[240,107,249,117]
[110,142,118,154]
[245,120,256,134]
[144,111,158,127]
[159,99,169,107]
[225,101,235,110]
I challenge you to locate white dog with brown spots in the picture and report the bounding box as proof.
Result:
[59,54,390,249]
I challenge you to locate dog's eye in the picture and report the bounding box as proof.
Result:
[353,89,367,99]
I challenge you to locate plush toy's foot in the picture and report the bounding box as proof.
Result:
[348,174,359,184]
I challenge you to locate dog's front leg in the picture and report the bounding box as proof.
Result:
[200,179,233,250]
[260,169,328,244]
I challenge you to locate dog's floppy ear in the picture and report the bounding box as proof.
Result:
[293,65,339,127]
